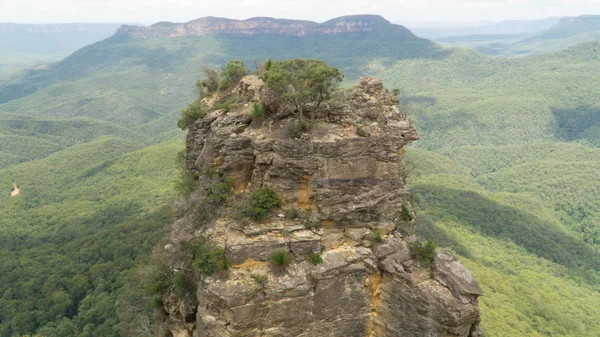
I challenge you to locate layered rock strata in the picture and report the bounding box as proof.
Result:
[161,77,483,337]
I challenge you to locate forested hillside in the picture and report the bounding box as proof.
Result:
[1,15,600,337]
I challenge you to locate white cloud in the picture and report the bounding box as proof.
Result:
[1,0,600,24]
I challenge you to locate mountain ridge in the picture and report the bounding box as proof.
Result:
[116,14,416,38]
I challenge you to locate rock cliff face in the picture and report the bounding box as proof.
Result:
[160,77,483,337]
[117,15,416,39]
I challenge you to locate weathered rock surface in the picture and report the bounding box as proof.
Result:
[161,77,483,336]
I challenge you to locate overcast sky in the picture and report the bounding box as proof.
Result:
[1,0,600,24]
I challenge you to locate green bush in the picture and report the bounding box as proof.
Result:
[143,264,173,296]
[401,204,413,222]
[150,295,163,308]
[195,203,212,224]
[356,126,369,137]
[174,171,197,198]
[172,272,194,296]
[173,151,198,198]
[251,188,280,211]
[205,176,233,206]
[216,257,231,272]
[289,120,312,138]
[177,100,207,130]
[410,238,437,267]
[264,59,343,121]
[285,208,300,220]
[240,188,281,221]
[200,67,219,93]
[219,60,246,90]
[269,250,292,267]
[367,229,383,243]
[214,96,238,113]
[181,239,229,278]
[308,253,323,265]
[250,273,268,285]
[196,172,233,224]
[251,103,265,120]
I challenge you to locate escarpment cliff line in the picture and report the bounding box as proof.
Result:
[158,74,483,337]
[116,15,417,38]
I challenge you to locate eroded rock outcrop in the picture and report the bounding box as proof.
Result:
[160,77,483,337]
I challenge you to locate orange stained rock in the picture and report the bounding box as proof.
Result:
[297,176,313,209]
[321,220,336,229]
[367,273,384,337]
[232,259,268,269]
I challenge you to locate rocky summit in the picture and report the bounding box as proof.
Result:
[159,76,483,337]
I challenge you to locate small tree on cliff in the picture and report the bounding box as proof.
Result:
[264,59,344,121]
[200,61,246,94]
[219,60,246,90]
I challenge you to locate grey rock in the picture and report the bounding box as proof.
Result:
[345,227,370,245]
[433,250,484,304]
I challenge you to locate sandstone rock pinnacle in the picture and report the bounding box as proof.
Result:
[160,76,483,337]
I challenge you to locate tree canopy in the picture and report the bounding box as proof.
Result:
[264,59,343,120]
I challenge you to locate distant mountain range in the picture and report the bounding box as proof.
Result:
[0,23,121,54]
[407,17,564,39]
[536,15,600,39]
[436,15,600,56]
[0,23,121,74]
[118,15,416,38]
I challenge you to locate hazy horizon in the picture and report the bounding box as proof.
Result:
[2,0,600,25]
[0,16,571,26]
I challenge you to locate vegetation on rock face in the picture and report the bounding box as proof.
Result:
[263,59,343,121]
[269,250,292,267]
[410,238,437,267]
[172,272,195,296]
[219,60,246,90]
[287,119,312,138]
[214,95,239,113]
[182,239,229,279]
[250,273,268,285]
[239,188,281,221]
[400,204,413,222]
[355,126,369,137]
[284,208,300,220]
[173,150,197,197]
[251,103,265,120]
[177,100,207,130]
[200,68,219,94]
[367,229,383,243]
[308,253,323,265]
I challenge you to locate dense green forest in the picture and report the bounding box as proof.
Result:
[1,16,600,336]
[0,139,178,336]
